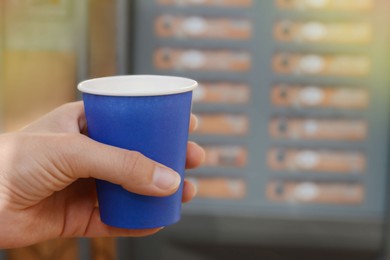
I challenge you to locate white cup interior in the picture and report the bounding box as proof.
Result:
[78,75,198,96]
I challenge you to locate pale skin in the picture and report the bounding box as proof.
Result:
[0,101,205,249]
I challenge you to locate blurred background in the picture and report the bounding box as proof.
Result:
[1,0,390,259]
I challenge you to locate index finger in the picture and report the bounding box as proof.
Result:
[21,101,87,134]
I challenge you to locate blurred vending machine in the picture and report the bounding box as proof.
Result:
[118,0,390,259]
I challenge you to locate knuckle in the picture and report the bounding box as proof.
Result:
[53,133,86,178]
[121,150,141,173]
[120,151,152,186]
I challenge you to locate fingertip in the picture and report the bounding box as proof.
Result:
[186,142,205,169]
[189,114,199,132]
[182,180,197,203]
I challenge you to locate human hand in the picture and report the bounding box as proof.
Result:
[0,101,205,248]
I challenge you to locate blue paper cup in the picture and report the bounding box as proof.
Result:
[77,75,197,229]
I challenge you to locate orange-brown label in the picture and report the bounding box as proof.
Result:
[202,145,248,167]
[155,15,252,40]
[157,0,253,7]
[275,0,373,11]
[268,148,366,173]
[274,21,372,44]
[194,114,249,136]
[154,48,251,71]
[267,180,364,205]
[271,85,369,109]
[269,118,367,141]
[193,82,250,104]
[188,177,247,199]
[272,53,371,76]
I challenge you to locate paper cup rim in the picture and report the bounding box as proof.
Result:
[77,75,198,96]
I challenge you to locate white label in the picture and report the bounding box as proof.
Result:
[294,182,319,201]
[305,0,328,8]
[299,87,324,105]
[182,17,207,35]
[299,55,325,74]
[181,50,206,69]
[188,0,207,4]
[296,150,320,169]
[301,22,327,41]
[229,181,242,195]
[304,120,319,135]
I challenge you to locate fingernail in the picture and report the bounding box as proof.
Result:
[153,166,181,190]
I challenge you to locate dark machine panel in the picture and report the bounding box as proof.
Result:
[124,0,390,251]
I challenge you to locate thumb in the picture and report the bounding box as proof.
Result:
[53,134,182,197]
